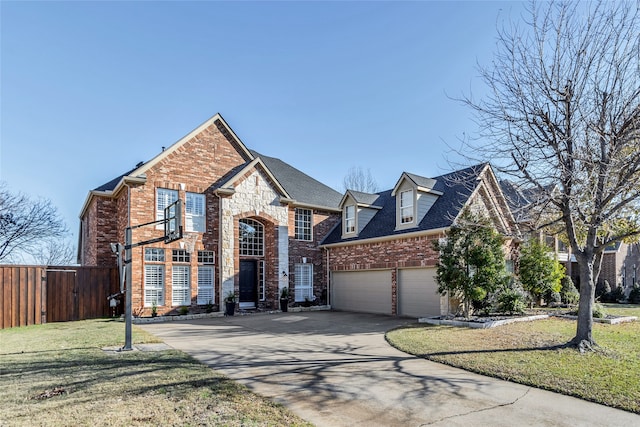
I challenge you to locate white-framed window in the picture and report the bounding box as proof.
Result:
[172,249,190,263]
[144,248,165,262]
[186,192,205,232]
[344,205,356,234]
[197,250,215,264]
[144,265,164,307]
[156,188,178,228]
[400,189,414,224]
[197,266,214,305]
[172,265,190,306]
[294,263,313,302]
[239,219,264,256]
[295,208,312,241]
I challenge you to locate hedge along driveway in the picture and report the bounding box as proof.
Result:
[140,310,640,427]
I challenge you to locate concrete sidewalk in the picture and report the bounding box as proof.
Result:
[140,311,639,427]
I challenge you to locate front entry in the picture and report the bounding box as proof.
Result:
[239,260,257,309]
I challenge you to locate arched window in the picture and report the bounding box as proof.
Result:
[239,219,264,256]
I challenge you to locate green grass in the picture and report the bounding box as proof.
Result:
[0,319,312,426]
[386,304,640,413]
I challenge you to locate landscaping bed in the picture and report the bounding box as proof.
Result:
[419,313,549,328]
[386,304,640,414]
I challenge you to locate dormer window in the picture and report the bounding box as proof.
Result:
[345,205,356,234]
[400,190,414,224]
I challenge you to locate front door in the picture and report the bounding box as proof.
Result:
[239,260,257,309]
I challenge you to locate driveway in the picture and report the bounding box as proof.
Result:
[140,311,639,426]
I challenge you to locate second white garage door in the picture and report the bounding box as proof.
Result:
[331,270,392,315]
[398,268,441,318]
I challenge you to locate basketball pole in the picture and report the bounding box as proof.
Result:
[123,226,133,351]
[118,199,182,351]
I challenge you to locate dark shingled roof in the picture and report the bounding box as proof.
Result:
[347,190,382,207]
[94,151,341,210]
[250,151,342,209]
[322,163,488,245]
[93,165,142,192]
[404,172,437,189]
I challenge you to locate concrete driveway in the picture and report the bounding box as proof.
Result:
[140,311,639,426]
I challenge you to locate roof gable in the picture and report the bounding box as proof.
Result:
[391,172,442,197]
[322,163,502,246]
[339,190,383,209]
[250,151,342,210]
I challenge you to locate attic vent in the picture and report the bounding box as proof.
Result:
[136,161,144,168]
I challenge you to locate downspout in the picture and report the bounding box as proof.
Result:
[218,194,223,309]
[326,247,330,307]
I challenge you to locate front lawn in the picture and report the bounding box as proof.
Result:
[386,304,640,413]
[0,319,311,426]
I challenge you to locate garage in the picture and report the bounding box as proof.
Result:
[331,270,392,315]
[398,268,441,318]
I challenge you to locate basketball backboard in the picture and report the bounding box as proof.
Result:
[164,199,183,243]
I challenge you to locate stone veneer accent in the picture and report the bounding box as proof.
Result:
[219,169,289,306]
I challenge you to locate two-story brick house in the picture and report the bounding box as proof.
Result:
[78,114,341,315]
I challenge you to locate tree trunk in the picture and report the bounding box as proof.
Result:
[570,257,597,351]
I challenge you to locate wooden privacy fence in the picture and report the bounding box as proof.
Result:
[0,265,119,329]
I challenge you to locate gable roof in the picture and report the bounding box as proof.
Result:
[321,163,497,246]
[339,190,383,209]
[80,116,342,220]
[392,172,442,196]
[250,151,342,210]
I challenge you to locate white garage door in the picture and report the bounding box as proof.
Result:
[398,268,441,318]
[331,270,392,315]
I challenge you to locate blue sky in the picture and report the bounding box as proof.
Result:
[1,1,525,246]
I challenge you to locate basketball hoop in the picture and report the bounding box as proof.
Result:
[180,232,199,254]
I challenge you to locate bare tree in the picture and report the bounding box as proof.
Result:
[461,1,640,350]
[28,237,76,266]
[343,166,379,193]
[0,183,68,263]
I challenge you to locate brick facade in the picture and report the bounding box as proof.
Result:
[597,243,640,295]
[80,116,341,316]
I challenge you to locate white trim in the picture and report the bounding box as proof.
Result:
[343,204,356,236]
[321,226,449,249]
[135,113,253,176]
[217,158,291,199]
[78,176,146,219]
[295,207,313,241]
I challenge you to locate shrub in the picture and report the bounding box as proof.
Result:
[497,288,527,315]
[610,285,626,303]
[560,276,580,305]
[629,285,640,304]
[592,303,607,319]
[547,291,562,305]
[518,238,564,303]
[597,280,614,302]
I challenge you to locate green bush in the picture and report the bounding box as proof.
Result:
[547,291,561,305]
[610,285,626,303]
[593,303,607,319]
[497,288,527,315]
[560,276,580,305]
[598,280,612,301]
[629,285,640,304]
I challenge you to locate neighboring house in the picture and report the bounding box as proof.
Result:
[500,180,640,294]
[600,242,640,296]
[321,163,519,318]
[78,114,342,315]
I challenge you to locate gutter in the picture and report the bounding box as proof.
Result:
[78,175,146,219]
[319,226,449,249]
